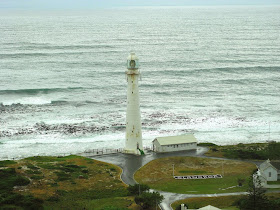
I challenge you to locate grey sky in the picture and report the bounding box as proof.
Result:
[0,0,279,9]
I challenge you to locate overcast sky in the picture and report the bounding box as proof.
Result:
[0,0,279,9]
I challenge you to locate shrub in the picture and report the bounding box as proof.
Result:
[198,143,217,147]
[0,168,16,178]
[26,170,42,174]
[38,164,59,169]
[0,168,30,192]
[0,192,43,210]
[46,196,60,202]
[65,164,80,168]
[135,191,164,209]
[237,178,245,186]
[27,164,39,170]
[13,176,30,186]
[30,175,43,180]
[82,169,89,173]
[127,184,150,196]
[211,148,218,152]
[55,172,71,181]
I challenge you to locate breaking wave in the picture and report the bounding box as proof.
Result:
[0,87,84,95]
[0,99,99,108]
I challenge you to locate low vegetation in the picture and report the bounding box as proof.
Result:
[0,155,136,209]
[134,156,256,194]
[201,141,280,160]
[0,167,43,209]
[0,160,17,167]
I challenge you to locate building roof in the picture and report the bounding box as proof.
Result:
[270,161,280,171]
[198,205,221,210]
[259,159,279,172]
[259,160,272,171]
[153,134,197,146]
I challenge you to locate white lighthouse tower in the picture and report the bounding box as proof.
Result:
[124,52,144,155]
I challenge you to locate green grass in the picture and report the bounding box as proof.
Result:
[171,195,244,210]
[178,170,208,174]
[267,180,280,184]
[44,196,131,210]
[0,168,30,192]
[30,175,44,180]
[0,160,17,167]
[203,142,280,160]
[198,143,217,147]
[222,207,239,210]
[81,197,131,210]
[38,163,60,169]
[135,156,256,194]
[42,188,129,209]
[27,163,40,170]
[156,176,249,194]
[25,169,42,174]
[0,167,42,209]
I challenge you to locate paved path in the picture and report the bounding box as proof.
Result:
[85,147,251,210]
[90,147,208,185]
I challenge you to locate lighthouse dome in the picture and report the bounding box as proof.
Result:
[127,52,139,70]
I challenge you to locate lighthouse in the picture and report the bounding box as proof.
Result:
[124,52,144,155]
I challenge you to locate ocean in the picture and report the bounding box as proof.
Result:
[0,6,280,160]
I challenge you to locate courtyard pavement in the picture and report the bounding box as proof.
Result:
[89,147,208,185]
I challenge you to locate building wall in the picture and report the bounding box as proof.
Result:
[263,166,278,181]
[153,140,197,153]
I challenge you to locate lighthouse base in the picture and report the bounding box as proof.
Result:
[123,149,142,156]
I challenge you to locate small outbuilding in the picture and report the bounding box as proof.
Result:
[152,134,197,153]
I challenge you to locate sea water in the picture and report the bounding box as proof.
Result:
[0,6,280,159]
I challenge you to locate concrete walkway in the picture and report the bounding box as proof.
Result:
[90,147,208,185]
[86,147,249,210]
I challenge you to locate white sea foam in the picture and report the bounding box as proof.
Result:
[3,97,52,105]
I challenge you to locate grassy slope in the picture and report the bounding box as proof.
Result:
[202,142,280,160]
[203,143,268,159]
[134,156,256,194]
[0,155,136,210]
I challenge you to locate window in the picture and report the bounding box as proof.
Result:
[269,172,271,177]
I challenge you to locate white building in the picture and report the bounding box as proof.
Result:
[124,52,143,155]
[152,134,197,153]
[258,159,280,182]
